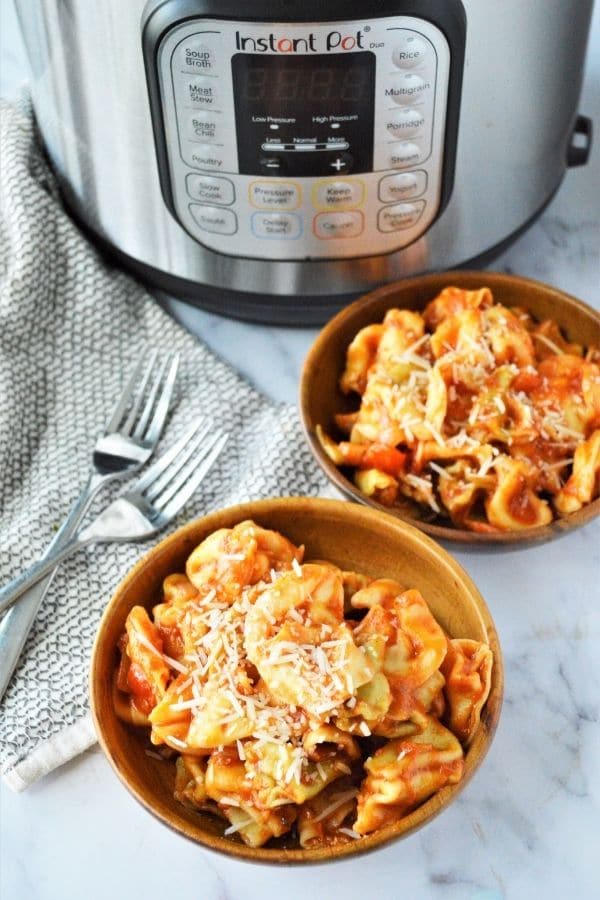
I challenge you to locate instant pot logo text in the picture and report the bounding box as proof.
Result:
[235,30,365,53]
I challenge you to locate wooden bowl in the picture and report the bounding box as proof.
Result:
[300,271,600,546]
[90,497,503,864]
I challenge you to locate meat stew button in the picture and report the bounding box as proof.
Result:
[378,200,425,232]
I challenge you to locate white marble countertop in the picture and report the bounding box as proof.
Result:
[1,2,599,898]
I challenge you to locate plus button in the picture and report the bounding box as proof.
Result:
[330,157,345,171]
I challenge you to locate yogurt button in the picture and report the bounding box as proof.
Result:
[378,201,425,232]
[189,204,237,234]
[379,170,427,202]
[392,33,431,68]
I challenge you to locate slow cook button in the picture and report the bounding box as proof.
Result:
[314,211,364,239]
[189,204,237,235]
[313,179,365,209]
[187,112,221,143]
[384,73,430,105]
[251,212,302,239]
[179,75,219,108]
[379,170,427,202]
[385,108,426,139]
[175,39,217,73]
[391,33,431,69]
[378,201,425,232]
[387,141,425,168]
[183,144,224,170]
[249,181,300,210]
[186,174,235,206]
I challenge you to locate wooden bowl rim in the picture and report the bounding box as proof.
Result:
[90,496,503,864]
[299,270,600,547]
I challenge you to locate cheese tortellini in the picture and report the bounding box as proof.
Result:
[114,522,493,847]
[318,286,600,531]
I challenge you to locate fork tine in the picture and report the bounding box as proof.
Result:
[104,356,147,434]
[144,419,213,501]
[133,353,171,440]
[142,353,180,445]
[159,433,228,520]
[121,350,159,436]
[134,418,206,492]
[150,427,225,508]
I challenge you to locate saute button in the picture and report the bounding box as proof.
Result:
[186,174,235,206]
[184,144,225,170]
[391,33,431,69]
[251,213,302,239]
[179,75,219,108]
[187,112,221,143]
[387,141,424,168]
[314,211,364,239]
[176,39,217,73]
[379,170,427,202]
[313,180,365,209]
[377,201,425,232]
[384,73,430,105]
[249,182,300,210]
[385,108,426,139]
[189,204,237,235]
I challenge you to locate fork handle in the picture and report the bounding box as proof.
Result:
[0,535,93,615]
[0,473,107,697]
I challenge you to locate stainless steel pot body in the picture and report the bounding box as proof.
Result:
[14,0,594,321]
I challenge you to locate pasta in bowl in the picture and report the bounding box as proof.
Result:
[90,498,502,863]
[301,272,600,544]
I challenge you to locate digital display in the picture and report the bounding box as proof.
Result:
[232,52,375,176]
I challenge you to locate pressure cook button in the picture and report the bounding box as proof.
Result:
[180,75,219,108]
[385,73,430,105]
[177,40,217,73]
[189,204,237,235]
[187,112,220,143]
[391,33,431,68]
[387,141,424,168]
[186,174,235,206]
[379,170,427,202]
[377,201,425,232]
[185,145,224,170]
[385,108,426,139]
[249,181,300,210]
[313,180,365,209]
[251,213,302,239]
[314,211,364,239]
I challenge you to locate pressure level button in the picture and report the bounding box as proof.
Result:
[392,33,431,68]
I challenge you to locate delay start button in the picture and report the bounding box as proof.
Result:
[313,180,365,209]
[378,201,425,232]
[251,213,302,238]
[314,211,364,239]
[249,181,300,210]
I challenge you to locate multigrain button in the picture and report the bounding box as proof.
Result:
[187,112,220,143]
[183,144,224,170]
[379,171,427,202]
[385,108,426,139]
[378,201,425,232]
[189,204,237,234]
[249,181,300,210]
[388,141,424,168]
[251,213,302,238]
[313,180,365,209]
[391,33,431,69]
[186,174,235,206]
[385,73,430,105]
[314,211,364,239]
[179,75,219,108]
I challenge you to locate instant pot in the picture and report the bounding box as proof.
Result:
[15,0,594,323]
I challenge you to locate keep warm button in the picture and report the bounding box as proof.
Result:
[378,201,425,232]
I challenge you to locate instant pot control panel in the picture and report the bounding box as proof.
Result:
[144,10,461,261]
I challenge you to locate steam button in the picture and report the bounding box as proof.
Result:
[189,204,237,234]
[387,141,424,168]
[392,34,431,69]
[385,73,429,105]
[377,201,425,232]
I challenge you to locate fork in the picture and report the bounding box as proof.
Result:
[0,351,179,698]
[0,419,228,613]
